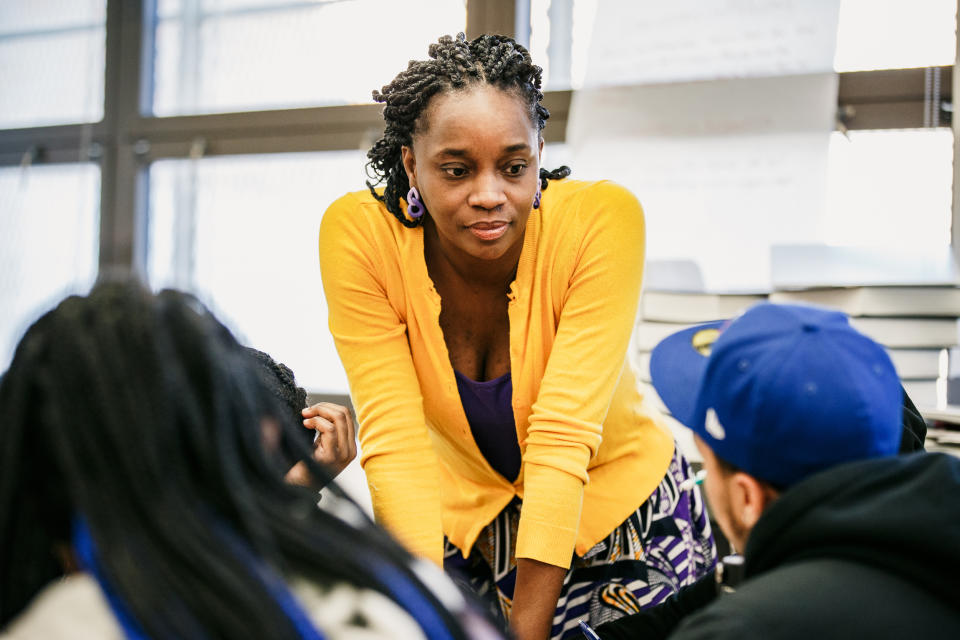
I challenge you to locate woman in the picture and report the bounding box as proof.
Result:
[319,33,715,640]
[0,280,499,640]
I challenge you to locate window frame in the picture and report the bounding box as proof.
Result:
[0,0,956,275]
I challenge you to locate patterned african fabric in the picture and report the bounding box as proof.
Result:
[444,447,716,639]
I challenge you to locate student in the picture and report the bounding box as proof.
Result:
[245,346,357,486]
[0,280,501,640]
[578,380,931,640]
[622,302,959,639]
[319,33,714,640]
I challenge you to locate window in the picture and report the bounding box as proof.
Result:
[825,129,953,248]
[835,0,956,71]
[0,0,106,128]
[0,163,101,370]
[530,0,957,90]
[529,0,956,289]
[151,0,467,116]
[148,151,366,394]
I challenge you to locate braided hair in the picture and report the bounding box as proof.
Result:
[0,279,476,639]
[366,32,571,228]
[245,346,317,469]
[246,347,308,426]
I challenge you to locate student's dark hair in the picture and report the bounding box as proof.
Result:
[714,457,741,477]
[246,346,308,424]
[245,346,316,465]
[366,32,571,228]
[714,455,785,493]
[0,279,470,639]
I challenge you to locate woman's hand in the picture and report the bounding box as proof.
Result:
[303,402,358,477]
[285,402,358,486]
[510,557,568,640]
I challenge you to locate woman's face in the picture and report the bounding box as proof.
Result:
[401,84,542,263]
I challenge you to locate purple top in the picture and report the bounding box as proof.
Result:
[454,369,521,482]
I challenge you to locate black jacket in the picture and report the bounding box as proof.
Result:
[669,452,960,639]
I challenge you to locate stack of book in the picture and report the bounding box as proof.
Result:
[635,248,960,444]
[634,288,770,382]
[768,245,960,410]
[634,250,960,458]
[767,286,958,408]
[923,407,960,458]
[634,289,769,462]
[632,261,769,460]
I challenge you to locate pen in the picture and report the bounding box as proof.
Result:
[578,619,601,640]
[678,468,707,492]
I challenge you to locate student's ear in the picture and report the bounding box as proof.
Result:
[730,472,779,533]
[401,146,417,187]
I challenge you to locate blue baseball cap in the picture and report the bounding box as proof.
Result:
[650,303,902,488]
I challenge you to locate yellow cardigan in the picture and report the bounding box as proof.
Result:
[319,179,675,568]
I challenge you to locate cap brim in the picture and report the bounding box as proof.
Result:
[649,321,724,427]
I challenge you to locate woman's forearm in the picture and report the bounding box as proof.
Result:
[510,557,568,640]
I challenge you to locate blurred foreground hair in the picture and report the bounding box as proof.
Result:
[0,279,467,639]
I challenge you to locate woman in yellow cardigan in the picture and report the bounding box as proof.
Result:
[319,33,714,640]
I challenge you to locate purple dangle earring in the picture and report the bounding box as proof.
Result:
[533,187,542,210]
[407,186,425,220]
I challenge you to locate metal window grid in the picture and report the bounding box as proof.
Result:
[0,0,957,274]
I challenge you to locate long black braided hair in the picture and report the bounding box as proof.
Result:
[0,279,477,639]
[366,32,571,228]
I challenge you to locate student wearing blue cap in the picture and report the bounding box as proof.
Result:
[582,303,960,639]
[646,303,960,639]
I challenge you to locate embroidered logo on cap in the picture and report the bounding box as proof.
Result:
[705,408,726,440]
[691,328,720,356]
